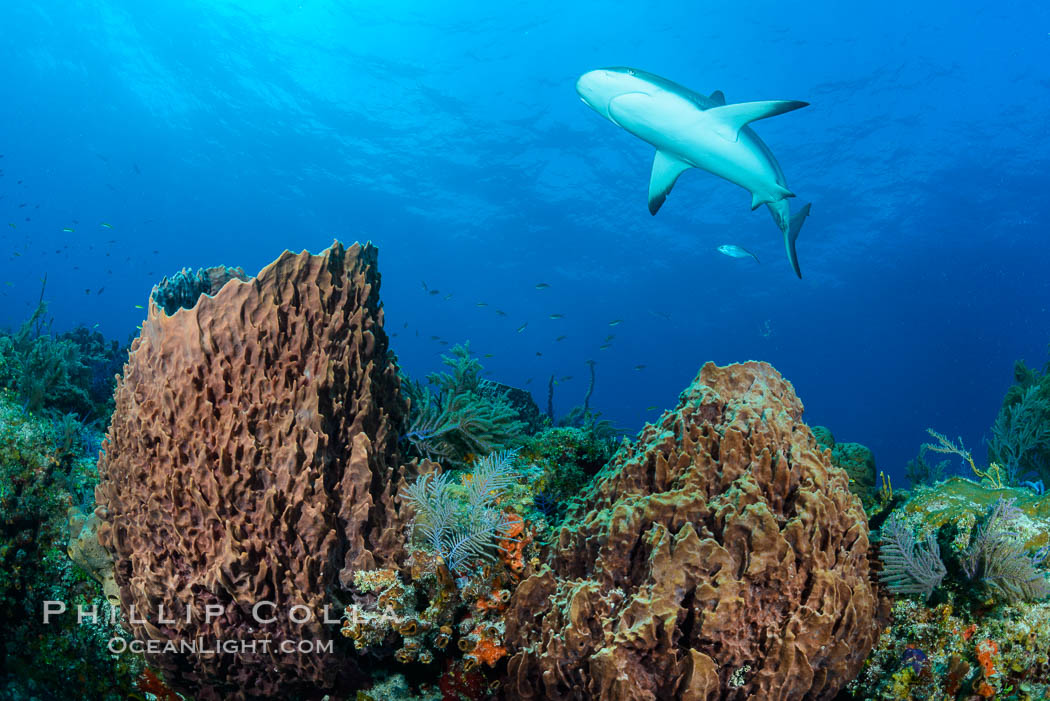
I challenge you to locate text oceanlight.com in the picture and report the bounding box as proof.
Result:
[107,638,334,655]
[42,600,350,656]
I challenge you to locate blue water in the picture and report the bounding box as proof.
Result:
[1,1,1048,483]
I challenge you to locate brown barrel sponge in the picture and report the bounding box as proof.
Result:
[95,241,411,700]
[503,361,887,700]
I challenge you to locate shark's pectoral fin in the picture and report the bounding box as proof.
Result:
[708,90,726,106]
[706,100,809,142]
[648,150,691,215]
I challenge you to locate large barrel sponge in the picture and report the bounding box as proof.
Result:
[503,361,886,700]
[95,241,410,700]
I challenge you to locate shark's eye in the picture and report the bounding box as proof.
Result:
[627,69,635,76]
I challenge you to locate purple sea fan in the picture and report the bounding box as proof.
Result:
[963,498,1050,603]
[878,511,947,600]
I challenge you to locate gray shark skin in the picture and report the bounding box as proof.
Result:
[576,67,812,277]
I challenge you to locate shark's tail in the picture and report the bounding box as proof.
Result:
[766,200,811,278]
[785,203,811,279]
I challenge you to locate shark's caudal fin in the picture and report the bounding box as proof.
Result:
[648,150,691,215]
[785,203,811,279]
[707,100,809,142]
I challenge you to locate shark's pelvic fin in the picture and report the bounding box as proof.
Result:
[750,183,795,210]
[707,100,809,142]
[785,202,811,279]
[708,90,726,106]
[648,150,691,215]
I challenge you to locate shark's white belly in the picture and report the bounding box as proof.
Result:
[608,90,789,204]
[648,126,783,201]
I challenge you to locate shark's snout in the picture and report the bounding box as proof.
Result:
[576,69,617,118]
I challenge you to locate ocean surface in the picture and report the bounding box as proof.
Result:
[1,0,1048,485]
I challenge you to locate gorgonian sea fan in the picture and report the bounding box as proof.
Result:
[401,449,520,575]
[878,512,947,600]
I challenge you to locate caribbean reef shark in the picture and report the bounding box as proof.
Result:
[576,67,812,277]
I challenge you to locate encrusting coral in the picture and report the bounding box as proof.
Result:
[95,242,414,700]
[502,361,888,700]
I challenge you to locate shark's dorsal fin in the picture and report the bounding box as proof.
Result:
[648,150,691,215]
[708,90,726,106]
[706,100,809,142]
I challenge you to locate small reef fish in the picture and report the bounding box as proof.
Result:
[646,406,658,411]
[483,353,495,358]
[495,310,507,317]
[559,375,573,382]
[535,283,550,289]
[96,287,104,294]
[535,352,542,357]
[555,335,567,342]
[604,334,615,342]
[421,281,429,292]
[429,290,440,295]
[599,343,612,350]
[62,227,74,233]
[430,335,441,341]
[634,364,647,370]
[609,319,623,326]
[443,293,453,300]
[134,304,144,309]
[717,245,760,263]
[517,322,528,333]
[476,302,488,307]
[549,313,564,320]
[100,222,113,229]
[7,223,14,229]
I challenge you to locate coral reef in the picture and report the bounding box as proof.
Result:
[902,479,1050,554]
[0,288,128,421]
[342,453,538,696]
[992,351,1050,485]
[0,391,140,700]
[66,505,120,606]
[519,426,615,528]
[879,511,948,600]
[401,450,520,574]
[95,242,413,700]
[812,425,880,510]
[854,480,1050,700]
[990,384,1050,486]
[150,263,249,315]
[401,343,527,465]
[491,381,544,435]
[502,361,887,699]
[905,443,953,488]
